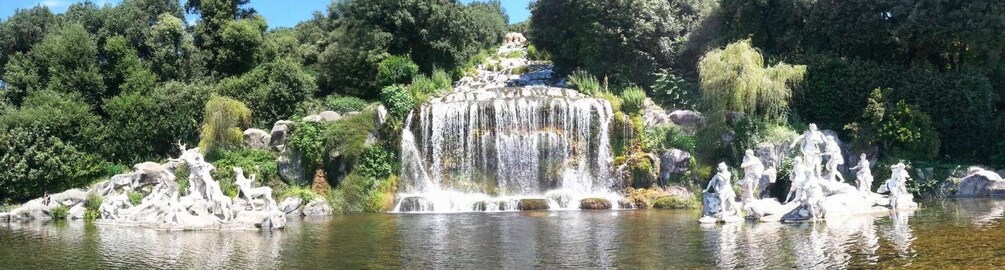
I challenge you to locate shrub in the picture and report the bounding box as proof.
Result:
[381,85,416,119]
[216,57,317,127]
[0,128,105,202]
[526,44,550,61]
[283,186,316,202]
[127,191,144,206]
[377,55,420,88]
[358,146,396,180]
[198,95,251,155]
[652,195,699,209]
[568,70,601,96]
[620,86,647,116]
[84,192,102,221]
[324,96,367,114]
[50,205,69,220]
[845,89,941,160]
[643,126,697,153]
[651,71,698,110]
[209,147,281,195]
[511,65,530,75]
[503,50,526,59]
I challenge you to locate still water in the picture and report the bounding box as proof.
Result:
[3,199,1005,269]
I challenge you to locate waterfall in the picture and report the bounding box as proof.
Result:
[395,87,621,212]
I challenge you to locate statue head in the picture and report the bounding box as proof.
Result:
[232,167,244,178]
[717,162,728,172]
[794,156,803,164]
[808,123,818,132]
[745,149,754,157]
[860,153,867,160]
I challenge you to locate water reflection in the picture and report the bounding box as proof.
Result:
[7,199,1005,269]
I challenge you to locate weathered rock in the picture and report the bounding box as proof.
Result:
[319,111,342,122]
[669,110,703,126]
[269,120,294,151]
[579,198,613,210]
[278,197,303,215]
[755,141,791,169]
[659,149,692,184]
[277,150,306,185]
[132,162,174,189]
[68,204,85,220]
[997,169,1005,179]
[243,128,271,150]
[49,189,88,206]
[302,114,322,122]
[0,213,9,222]
[302,199,333,216]
[376,105,389,126]
[9,200,49,221]
[956,168,1005,197]
[517,199,550,211]
[642,99,672,128]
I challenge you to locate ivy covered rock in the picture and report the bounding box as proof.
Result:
[579,198,612,210]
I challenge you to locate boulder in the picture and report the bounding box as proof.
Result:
[319,111,342,122]
[269,120,294,151]
[517,199,550,211]
[755,141,791,169]
[9,200,49,221]
[68,204,85,220]
[376,105,389,127]
[0,212,9,222]
[579,198,613,210]
[278,197,303,215]
[243,128,271,150]
[48,189,88,206]
[642,99,672,128]
[659,149,691,184]
[302,115,322,122]
[132,162,173,189]
[669,110,703,126]
[302,199,333,216]
[956,168,1005,197]
[277,150,306,185]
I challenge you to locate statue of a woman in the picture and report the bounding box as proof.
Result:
[740,150,764,203]
[785,156,807,204]
[790,124,825,176]
[823,136,845,182]
[849,153,873,192]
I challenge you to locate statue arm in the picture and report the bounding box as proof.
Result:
[704,177,716,192]
[789,134,804,149]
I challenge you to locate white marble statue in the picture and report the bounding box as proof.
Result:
[704,163,738,218]
[849,154,873,192]
[791,124,825,176]
[740,150,764,202]
[879,162,912,209]
[235,167,277,211]
[759,166,777,199]
[823,136,845,182]
[798,170,824,218]
[785,156,808,204]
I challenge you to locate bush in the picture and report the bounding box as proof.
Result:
[0,128,105,202]
[377,55,420,88]
[652,195,699,209]
[643,126,697,153]
[282,186,316,202]
[651,71,698,110]
[358,146,396,180]
[503,50,525,59]
[568,70,601,96]
[208,147,281,196]
[84,192,102,221]
[381,85,416,119]
[127,191,144,206]
[845,88,941,160]
[698,39,805,125]
[198,95,251,155]
[216,58,317,127]
[103,82,211,163]
[337,172,396,213]
[511,65,530,75]
[50,205,69,220]
[620,86,647,116]
[526,44,550,61]
[325,96,367,114]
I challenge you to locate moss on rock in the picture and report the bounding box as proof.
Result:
[652,195,699,209]
[517,198,550,211]
[579,198,613,210]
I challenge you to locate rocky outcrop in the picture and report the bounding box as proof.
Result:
[579,198,613,210]
[669,110,703,127]
[243,128,271,150]
[956,168,1005,197]
[302,114,322,122]
[319,111,342,122]
[642,99,673,128]
[269,120,293,151]
[277,150,306,185]
[658,149,691,184]
[278,197,303,215]
[302,198,333,216]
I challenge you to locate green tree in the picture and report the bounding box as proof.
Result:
[199,94,252,155]
[698,40,805,125]
[147,13,205,82]
[4,24,107,110]
[104,83,212,163]
[376,55,420,88]
[0,6,58,75]
[217,57,317,127]
[0,127,105,202]
[103,35,158,94]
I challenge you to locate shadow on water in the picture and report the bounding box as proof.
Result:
[4,198,1005,268]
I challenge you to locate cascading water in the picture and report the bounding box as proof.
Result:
[394,86,622,212]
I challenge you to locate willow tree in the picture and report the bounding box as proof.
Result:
[698,39,806,125]
[198,94,251,154]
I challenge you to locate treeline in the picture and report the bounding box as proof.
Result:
[529,0,1005,167]
[0,0,507,202]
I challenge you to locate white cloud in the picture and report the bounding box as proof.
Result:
[40,0,68,8]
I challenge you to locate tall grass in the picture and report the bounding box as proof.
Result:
[620,86,647,116]
[568,70,601,96]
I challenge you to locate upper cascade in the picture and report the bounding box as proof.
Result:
[393,34,621,213]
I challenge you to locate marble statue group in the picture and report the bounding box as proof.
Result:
[700,123,918,223]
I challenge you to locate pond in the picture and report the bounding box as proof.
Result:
[3,199,1005,269]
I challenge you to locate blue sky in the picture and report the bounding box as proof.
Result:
[0,0,532,28]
